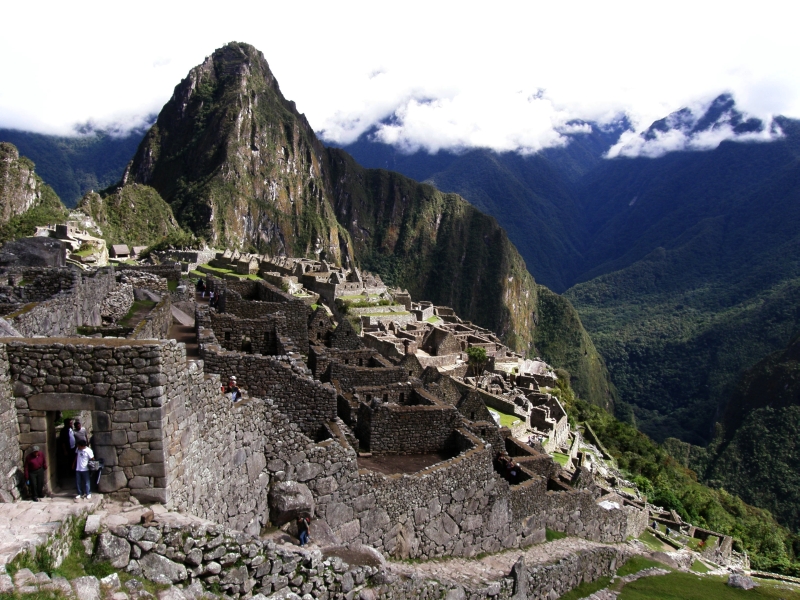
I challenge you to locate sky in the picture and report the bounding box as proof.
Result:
[2,0,799,158]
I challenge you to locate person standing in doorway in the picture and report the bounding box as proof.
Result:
[58,418,75,479]
[24,446,47,501]
[72,440,93,500]
[297,515,311,547]
[73,420,87,449]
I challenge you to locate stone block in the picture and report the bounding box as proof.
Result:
[94,430,128,446]
[119,448,143,467]
[139,552,187,584]
[19,432,45,444]
[93,445,118,466]
[132,488,169,504]
[133,463,167,477]
[99,470,128,493]
[138,407,163,422]
[96,534,131,568]
[29,417,47,431]
[72,576,101,600]
[128,476,152,489]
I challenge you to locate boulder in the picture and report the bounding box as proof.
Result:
[72,576,101,600]
[139,553,188,584]
[157,586,188,600]
[101,573,121,591]
[269,481,314,526]
[727,574,759,590]
[96,533,132,568]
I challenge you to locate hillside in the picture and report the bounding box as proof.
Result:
[77,184,184,247]
[0,125,147,206]
[0,142,68,242]
[691,334,800,531]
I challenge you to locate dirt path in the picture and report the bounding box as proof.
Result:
[357,451,456,475]
[169,323,199,358]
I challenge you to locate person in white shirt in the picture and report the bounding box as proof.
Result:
[72,440,94,500]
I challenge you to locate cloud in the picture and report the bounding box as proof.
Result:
[1,0,799,161]
[606,96,784,159]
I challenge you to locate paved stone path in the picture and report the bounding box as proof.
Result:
[0,496,102,566]
[388,537,633,588]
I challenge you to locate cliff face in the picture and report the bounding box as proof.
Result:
[0,142,68,242]
[0,142,48,223]
[124,43,351,262]
[322,149,616,408]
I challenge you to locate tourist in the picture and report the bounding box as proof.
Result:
[208,290,215,307]
[58,418,75,478]
[222,376,241,402]
[73,420,88,449]
[196,279,206,296]
[23,446,47,502]
[297,515,311,547]
[73,440,94,500]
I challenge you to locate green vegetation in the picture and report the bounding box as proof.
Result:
[119,299,156,327]
[617,556,668,577]
[486,407,521,429]
[551,452,570,467]
[78,185,187,247]
[557,576,612,600]
[467,346,488,377]
[0,162,68,243]
[546,528,568,541]
[565,392,800,574]
[618,572,800,600]
[690,560,711,574]
[637,530,671,552]
[0,125,146,206]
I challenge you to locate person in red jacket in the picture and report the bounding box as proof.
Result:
[24,446,47,501]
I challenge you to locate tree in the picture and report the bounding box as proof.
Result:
[467,346,488,379]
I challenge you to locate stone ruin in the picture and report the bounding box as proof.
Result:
[0,257,678,599]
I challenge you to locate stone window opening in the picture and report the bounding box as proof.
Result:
[225,331,231,341]
[399,393,405,403]
[366,394,372,402]
[358,358,363,366]
[383,393,388,402]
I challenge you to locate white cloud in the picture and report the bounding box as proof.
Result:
[0,0,799,159]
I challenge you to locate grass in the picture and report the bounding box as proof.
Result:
[618,572,800,599]
[552,452,570,466]
[426,315,443,324]
[118,299,156,327]
[167,280,179,292]
[360,311,410,317]
[690,560,711,574]
[617,556,668,577]
[546,528,568,541]
[638,530,672,552]
[558,576,612,600]
[487,407,522,428]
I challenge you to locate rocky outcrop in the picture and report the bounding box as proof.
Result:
[0,143,42,224]
[124,43,351,262]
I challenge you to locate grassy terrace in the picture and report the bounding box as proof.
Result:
[487,407,522,429]
[198,264,262,281]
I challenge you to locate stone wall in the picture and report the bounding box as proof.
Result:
[90,515,629,600]
[119,270,169,294]
[357,402,461,455]
[130,296,172,341]
[0,346,20,501]
[0,268,75,304]
[198,328,336,438]
[339,429,542,558]
[328,362,406,390]
[530,488,648,543]
[4,339,176,503]
[208,312,285,355]
[220,287,310,354]
[6,269,115,337]
[119,263,181,282]
[309,347,381,380]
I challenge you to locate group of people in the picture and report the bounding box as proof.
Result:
[196,280,218,308]
[22,418,96,502]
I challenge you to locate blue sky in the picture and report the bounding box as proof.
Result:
[2,0,798,157]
